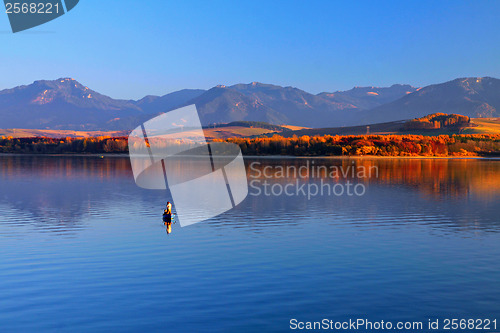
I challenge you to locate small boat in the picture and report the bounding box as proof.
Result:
[163,213,175,223]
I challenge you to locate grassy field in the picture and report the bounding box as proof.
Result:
[1,118,498,140]
[279,120,406,137]
[280,125,309,131]
[0,129,128,138]
[280,118,500,137]
[0,126,279,140]
[202,126,278,139]
[463,118,500,134]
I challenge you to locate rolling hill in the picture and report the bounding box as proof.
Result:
[2,116,498,140]
[0,121,289,139]
[0,128,128,138]
[279,116,499,137]
[463,117,500,134]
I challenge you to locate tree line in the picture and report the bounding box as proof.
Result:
[0,136,128,154]
[403,113,470,130]
[1,133,499,156]
[217,134,500,156]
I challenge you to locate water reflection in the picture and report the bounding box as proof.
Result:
[163,206,175,235]
[1,156,499,332]
[245,157,500,200]
[242,158,500,233]
[164,220,177,235]
[0,155,499,234]
[0,156,165,233]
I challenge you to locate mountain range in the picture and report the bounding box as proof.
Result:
[361,77,500,124]
[0,77,498,131]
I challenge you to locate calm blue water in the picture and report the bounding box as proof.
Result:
[0,156,499,332]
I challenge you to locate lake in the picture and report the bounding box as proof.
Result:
[0,155,499,332]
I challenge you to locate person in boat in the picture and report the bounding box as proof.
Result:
[163,201,172,223]
[165,201,172,215]
[163,202,173,234]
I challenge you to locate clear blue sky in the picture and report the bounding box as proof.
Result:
[1,0,499,99]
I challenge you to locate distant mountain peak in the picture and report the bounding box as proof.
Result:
[363,76,500,123]
[26,78,102,106]
[317,84,418,111]
[0,78,147,130]
[248,81,273,87]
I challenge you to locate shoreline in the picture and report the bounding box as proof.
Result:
[0,153,128,158]
[243,155,500,160]
[1,153,499,161]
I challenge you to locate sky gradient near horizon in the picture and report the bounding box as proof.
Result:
[1,0,500,100]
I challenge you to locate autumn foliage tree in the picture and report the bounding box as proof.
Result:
[0,133,499,156]
[217,134,500,157]
[403,113,470,130]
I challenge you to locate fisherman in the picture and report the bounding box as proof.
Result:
[165,201,172,215]
[163,201,172,223]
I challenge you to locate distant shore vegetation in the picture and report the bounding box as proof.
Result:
[402,113,470,131]
[218,134,500,157]
[0,136,129,154]
[1,134,499,157]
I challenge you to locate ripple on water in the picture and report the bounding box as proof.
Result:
[0,156,499,332]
